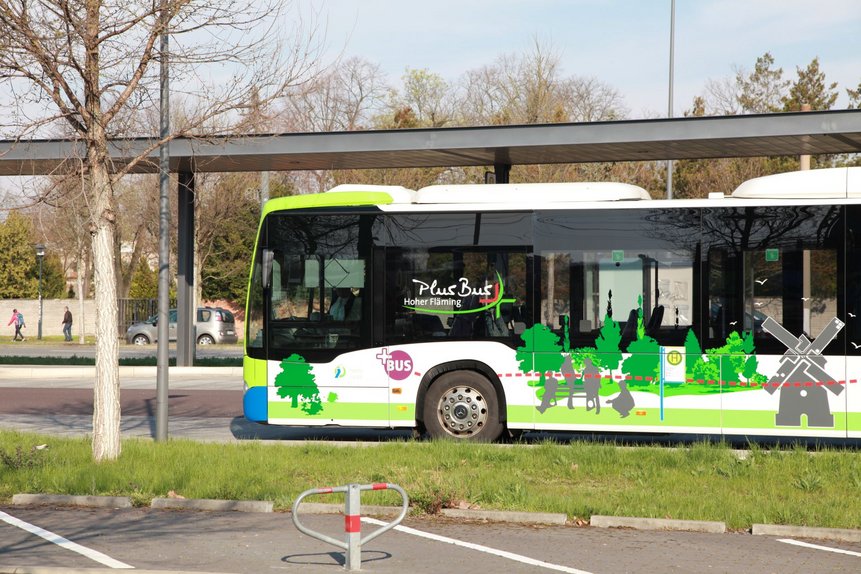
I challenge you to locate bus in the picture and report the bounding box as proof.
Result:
[242,167,861,442]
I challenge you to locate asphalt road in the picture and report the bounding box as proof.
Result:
[0,387,240,417]
[2,506,860,574]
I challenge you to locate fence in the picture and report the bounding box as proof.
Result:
[117,298,162,337]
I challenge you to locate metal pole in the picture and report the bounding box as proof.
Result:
[176,170,195,366]
[666,0,675,200]
[345,484,362,571]
[37,254,43,340]
[260,170,269,208]
[156,0,171,442]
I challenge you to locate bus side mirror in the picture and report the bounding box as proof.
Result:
[261,248,274,289]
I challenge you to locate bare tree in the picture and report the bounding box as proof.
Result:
[0,0,321,460]
[388,68,455,128]
[458,40,626,126]
[284,56,386,132]
[702,76,741,115]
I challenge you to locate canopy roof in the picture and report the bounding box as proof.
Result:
[1,110,860,176]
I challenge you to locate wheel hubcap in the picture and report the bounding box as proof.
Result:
[437,386,487,437]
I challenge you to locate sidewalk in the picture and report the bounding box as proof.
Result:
[0,364,242,381]
[0,342,242,390]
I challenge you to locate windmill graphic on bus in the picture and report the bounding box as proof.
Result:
[761,316,844,428]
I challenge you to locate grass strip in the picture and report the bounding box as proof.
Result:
[1,431,860,530]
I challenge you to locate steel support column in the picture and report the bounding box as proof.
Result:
[176,170,195,366]
[493,163,511,184]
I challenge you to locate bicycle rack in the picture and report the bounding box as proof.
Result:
[292,482,409,571]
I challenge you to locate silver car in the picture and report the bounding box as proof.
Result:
[125,307,238,345]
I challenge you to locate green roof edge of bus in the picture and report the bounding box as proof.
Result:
[261,191,394,218]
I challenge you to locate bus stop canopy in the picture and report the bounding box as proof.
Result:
[3,109,861,368]
[1,110,861,176]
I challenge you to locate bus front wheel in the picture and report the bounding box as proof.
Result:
[424,371,503,442]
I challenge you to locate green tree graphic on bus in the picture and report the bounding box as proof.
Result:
[622,296,660,386]
[516,296,772,418]
[688,330,766,390]
[275,353,323,415]
[594,310,622,379]
[516,324,565,409]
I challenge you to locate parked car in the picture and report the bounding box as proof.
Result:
[126,307,238,345]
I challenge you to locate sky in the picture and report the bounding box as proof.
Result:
[312,0,861,118]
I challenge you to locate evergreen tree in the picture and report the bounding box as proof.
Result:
[128,257,157,299]
[40,254,67,299]
[848,82,861,109]
[200,189,260,306]
[737,52,789,113]
[782,57,838,111]
[0,212,37,298]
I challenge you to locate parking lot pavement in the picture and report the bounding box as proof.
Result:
[2,506,861,574]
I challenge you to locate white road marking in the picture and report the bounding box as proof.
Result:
[0,510,133,569]
[362,516,593,573]
[778,538,861,557]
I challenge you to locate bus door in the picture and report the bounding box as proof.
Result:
[263,213,389,426]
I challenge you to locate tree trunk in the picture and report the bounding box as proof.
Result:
[90,160,122,461]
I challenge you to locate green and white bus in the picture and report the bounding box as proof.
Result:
[243,167,861,442]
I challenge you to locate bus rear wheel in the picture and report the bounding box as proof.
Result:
[424,371,503,442]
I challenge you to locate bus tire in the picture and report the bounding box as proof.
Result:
[424,371,503,442]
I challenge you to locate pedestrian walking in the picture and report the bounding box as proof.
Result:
[7,308,25,341]
[62,306,73,341]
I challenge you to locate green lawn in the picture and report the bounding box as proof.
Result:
[1,431,859,530]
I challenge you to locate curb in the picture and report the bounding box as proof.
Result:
[151,498,272,513]
[10,494,861,542]
[440,508,567,525]
[11,494,132,509]
[590,515,726,533]
[752,523,861,543]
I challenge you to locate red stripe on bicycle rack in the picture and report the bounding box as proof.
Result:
[371,483,388,490]
[345,515,361,533]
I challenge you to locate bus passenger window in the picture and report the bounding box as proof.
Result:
[384,248,527,345]
[541,249,693,349]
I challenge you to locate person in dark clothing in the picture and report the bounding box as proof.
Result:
[62,306,73,341]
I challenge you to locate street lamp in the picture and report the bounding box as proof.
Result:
[35,244,44,340]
